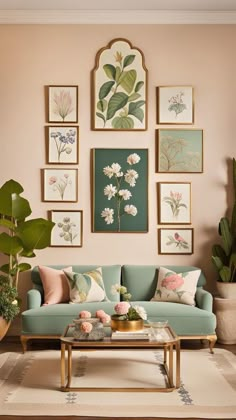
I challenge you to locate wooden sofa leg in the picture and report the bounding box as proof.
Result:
[20,336,28,354]
[207,335,217,354]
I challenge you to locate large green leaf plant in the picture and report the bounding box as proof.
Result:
[96,51,145,129]
[212,158,236,283]
[0,179,55,321]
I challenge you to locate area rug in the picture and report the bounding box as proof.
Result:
[0,348,235,419]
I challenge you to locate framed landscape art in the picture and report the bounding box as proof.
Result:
[158,228,194,255]
[157,86,193,124]
[47,85,78,123]
[46,126,79,164]
[156,129,203,173]
[92,148,148,232]
[49,210,83,247]
[157,182,191,224]
[92,38,148,131]
[42,168,78,202]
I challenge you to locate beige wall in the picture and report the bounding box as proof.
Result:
[0,24,235,332]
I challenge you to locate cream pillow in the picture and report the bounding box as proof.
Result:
[151,267,201,306]
[64,267,107,303]
[38,266,72,305]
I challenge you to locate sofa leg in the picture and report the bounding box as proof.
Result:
[207,335,217,354]
[20,336,28,354]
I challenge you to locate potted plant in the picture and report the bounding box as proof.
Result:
[211,157,236,298]
[0,179,54,339]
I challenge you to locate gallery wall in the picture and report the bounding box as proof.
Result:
[0,24,235,334]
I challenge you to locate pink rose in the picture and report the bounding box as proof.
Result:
[96,310,106,318]
[79,310,91,319]
[100,314,111,324]
[114,301,130,315]
[80,321,93,333]
[161,274,184,290]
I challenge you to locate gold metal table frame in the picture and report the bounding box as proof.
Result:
[60,324,180,393]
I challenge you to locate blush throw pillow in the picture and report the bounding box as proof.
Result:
[151,267,201,306]
[64,267,107,303]
[38,265,72,305]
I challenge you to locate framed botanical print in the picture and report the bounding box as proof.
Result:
[42,168,78,202]
[92,148,148,232]
[157,86,194,124]
[49,210,83,247]
[47,85,78,123]
[46,126,79,164]
[158,228,194,255]
[156,129,203,173]
[157,182,191,224]
[92,38,148,131]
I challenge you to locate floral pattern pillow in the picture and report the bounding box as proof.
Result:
[63,267,108,303]
[151,267,201,306]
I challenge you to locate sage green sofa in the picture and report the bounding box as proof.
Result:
[20,264,217,352]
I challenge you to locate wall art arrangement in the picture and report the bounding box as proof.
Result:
[158,228,193,255]
[92,148,148,232]
[41,85,82,246]
[92,38,148,131]
[157,86,193,124]
[49,210,83,247]
[156,129,203,173]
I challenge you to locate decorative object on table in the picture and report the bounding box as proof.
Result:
[156,129,203,173]
[157,86,193,124]
[72,310,110,341]
[42,168,78,202]
[46,126,79,164]
[92,148,148,232]
[148,320,169,342]
[49,210,83,247]
[92,38,147,130]
[110,284,147,332]
[111,330,150,341]
[47,85,78,123]
[211,157,236,298]
[0,179,54,339]
[157,182,191,224]
[151,266,201,306]
[158,228,194,255]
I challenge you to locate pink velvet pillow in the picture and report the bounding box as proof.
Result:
[38,266,72,305]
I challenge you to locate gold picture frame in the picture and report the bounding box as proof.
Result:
[157,182,191,224]
[158,228,194,255]
[157,86,194,124]
[49,210,83,247]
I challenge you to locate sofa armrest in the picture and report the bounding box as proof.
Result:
[195,287,213,312]
[27,289,42,309]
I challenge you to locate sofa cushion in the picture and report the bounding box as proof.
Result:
[64,267,108,303]
[151,266,200,306]
[38,265,72,305]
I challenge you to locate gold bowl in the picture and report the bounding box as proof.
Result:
[110,317,144,332]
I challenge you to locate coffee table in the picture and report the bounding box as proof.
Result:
[60,324,180,392]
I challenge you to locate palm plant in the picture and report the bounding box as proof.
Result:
[212,158,236,282]
[0,179,54,321]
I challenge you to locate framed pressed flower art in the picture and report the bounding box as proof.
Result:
[92,38,148,131]
[49,210,83,247]
[47,85,78,123]
[158,228,194,255]
[46,126,79,164]
[157,86,194,124]
[42,168,78,202]
[157,182,191,224]
[92,148,148,232]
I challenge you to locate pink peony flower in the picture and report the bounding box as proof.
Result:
[114,301,130,315]
[80,321,93,333]
[161,274,184,290]
[100,314,111,324]
[79,310,91,319]
[96,309,106,318]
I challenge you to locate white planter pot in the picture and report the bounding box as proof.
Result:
[216,282,236,299]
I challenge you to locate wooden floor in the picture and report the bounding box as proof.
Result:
[1,335,236,354]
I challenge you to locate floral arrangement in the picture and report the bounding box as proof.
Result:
[111,284,147,321]
[78,310,111,334]
[101,153,140,232]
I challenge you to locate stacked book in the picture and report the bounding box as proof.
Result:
[111,330,150,341]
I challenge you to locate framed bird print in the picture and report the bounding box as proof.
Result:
[158,228,194,255]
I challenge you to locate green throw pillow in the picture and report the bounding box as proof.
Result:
[63,267,107,303]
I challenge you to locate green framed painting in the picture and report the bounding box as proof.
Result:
[92,148,148,232]
[156,129,203,173]
[92,38,148,131]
